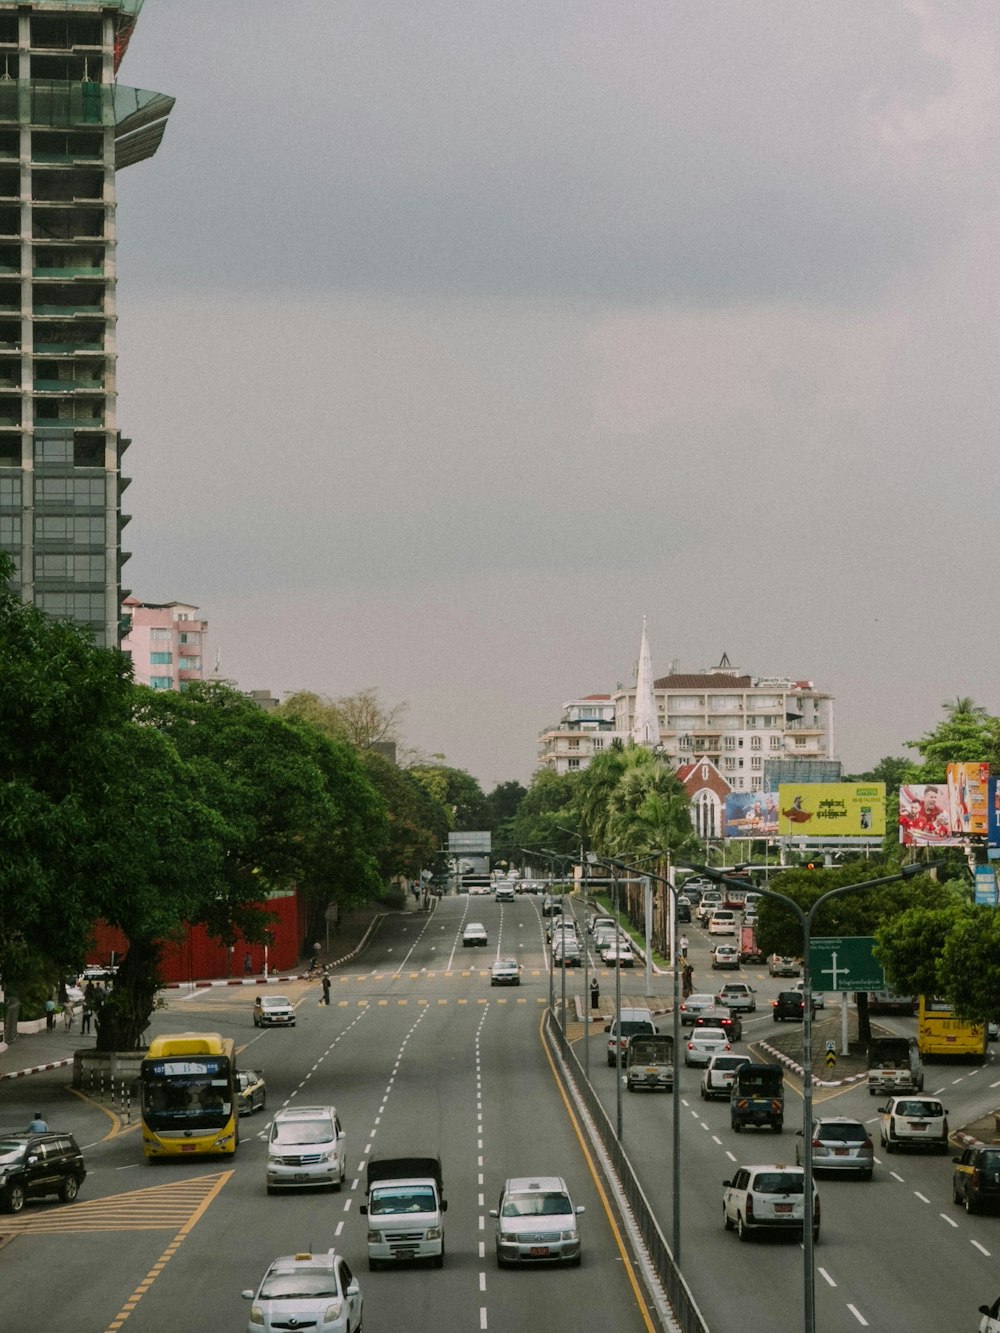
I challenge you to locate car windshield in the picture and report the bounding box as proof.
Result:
[370,1186,436,1215]
[262,997,291,1009]
[618,1022,652,1037]
[502,1191,572,1217]
[896,1101,941,1117]
[495,959,517,969]
[0,1140,26,1164]
[260,1271,338,1300]
[695,1029,727,1041]
[271,1119,332,1145]
[712,1057,748,1071]
[754,1173,804,1194]
[817,1122,866,1142]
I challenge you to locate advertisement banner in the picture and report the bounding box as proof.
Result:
[898,784,963,846]
[989,777,1000,849]
[947,762,990,837]
[723,791,779,839]
[778,783,885,838]
[975,865,999,907]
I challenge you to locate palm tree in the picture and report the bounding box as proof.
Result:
[943,697,987,720]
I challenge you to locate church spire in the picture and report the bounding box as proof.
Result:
[631,616,660,749]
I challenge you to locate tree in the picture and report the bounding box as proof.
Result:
[408,764,489,831]
[359,750,449,881]
[753,864,956,1041]
[943,697,988,721]
[905,703,1000,776]
[875,902,968,1002]
[508,769,580,859]
[278,687,407,751]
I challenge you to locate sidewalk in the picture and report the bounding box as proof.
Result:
[0,898,416,1081]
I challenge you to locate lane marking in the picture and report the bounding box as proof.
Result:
[847,1305,869,1326]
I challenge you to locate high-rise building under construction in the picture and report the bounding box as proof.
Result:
[0,1,170,647]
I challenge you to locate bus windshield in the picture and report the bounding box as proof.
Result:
[141,1056,233,1132]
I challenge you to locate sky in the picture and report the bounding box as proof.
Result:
[115,2,1000,790]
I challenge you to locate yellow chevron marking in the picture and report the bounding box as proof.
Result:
[0,1171,232,1236]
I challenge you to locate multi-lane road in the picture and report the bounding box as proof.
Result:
[2,892,998,1332]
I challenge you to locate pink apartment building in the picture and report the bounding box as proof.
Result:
[120,597,206,690]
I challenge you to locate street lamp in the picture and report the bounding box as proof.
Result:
[590,850,683,1266]
[542,848,577,1032]
[700,861,928,1333]
[555,825,593,1079]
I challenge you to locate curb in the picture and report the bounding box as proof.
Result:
[1,1057,74,1082]
[757,1039,868,1089]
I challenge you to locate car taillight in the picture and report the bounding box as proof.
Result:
[745,1194,754,1218]
[724,1042,731,1051]
[687,1042,694,1050]
[862,1138,873,1149]
[972,1169,981,1187]
[811,1139,823,1148]
[772,1000,778,1007]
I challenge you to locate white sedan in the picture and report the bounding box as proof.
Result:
[463,922,489,947]
[601,943,635,968]
[684,1027,731,1067]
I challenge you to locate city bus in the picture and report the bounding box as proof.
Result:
[917,996,987,1062]
[140,1032,239,1160]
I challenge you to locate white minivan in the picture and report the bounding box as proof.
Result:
[708,910,738,936]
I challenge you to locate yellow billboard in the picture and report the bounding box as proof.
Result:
[778,783,885,838]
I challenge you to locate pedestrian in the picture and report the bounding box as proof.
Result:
[44,996,56,1032]
[590,976,600,1010]
[682,963,694,998]
[81,1001,93,1036]
[321,973,331,1006]
[679,933,689,960]
[243,951,252,976]
[26,1112,48,1132]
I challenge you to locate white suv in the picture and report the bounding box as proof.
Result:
[708,910,738,936]
[723,1164,820,1242]
[878,1096,950,1154]
[266,1106,346,1193]
[716,983,756,1013]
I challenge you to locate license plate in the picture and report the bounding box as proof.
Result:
[909,1123,927,1130]
[774,1203,792,1214]
[833,1148,848,1156]
[394,1250,415,1260]
[180,1145,195,1153]
[530,1246,550,1256]
[295,1173,310,1180]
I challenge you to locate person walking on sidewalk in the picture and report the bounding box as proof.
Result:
[679,933,689,960]
[26,1112,48,1132]
[321,972,331,1006]
[44,997,56,1032]
[81,999,93,1036]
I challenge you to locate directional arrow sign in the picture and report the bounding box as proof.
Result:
[808,936,885,993]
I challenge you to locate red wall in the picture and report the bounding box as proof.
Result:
[87,891,308,983]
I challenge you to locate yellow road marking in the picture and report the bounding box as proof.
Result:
[539,1014,657,1333]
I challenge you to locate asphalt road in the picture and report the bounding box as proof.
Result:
[582,909,1000,1333]
[0,894,657,1333]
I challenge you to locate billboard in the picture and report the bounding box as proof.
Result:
[974,866,999,907]
[778,783,885,838]
[898,784,962,846]
[724,792,779,839]
[947,762,990,837]
[989,777,1000,849]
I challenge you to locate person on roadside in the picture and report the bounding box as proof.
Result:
[682,963,694,998]
[81,998,93,1036]
[590,977,600,1010]
[26,1112,48,1132]
[44,996,56,1032]
[243,951,253,976]
[321,972,331,1006]
[679,933,689,960]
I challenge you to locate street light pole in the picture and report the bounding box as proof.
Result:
[702,862,927,1333]
[595,851,682,1266]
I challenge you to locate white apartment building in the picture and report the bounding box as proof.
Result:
[537,694,619,774]
[120,597,206,691]
[538,659,835,788]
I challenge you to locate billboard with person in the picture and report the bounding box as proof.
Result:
[898,784,962,846]
[723,791,779,839]
[777,783,885,838]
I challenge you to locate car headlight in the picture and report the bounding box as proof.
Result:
[499,1230,517,1242]
[248,1306,265,1326]
[559,1230,577,1242]
[426,1226,443,1240]
[323,1301,343,1320]
[367,1229,381,1243]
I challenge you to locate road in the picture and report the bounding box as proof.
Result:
[0,893,656,1333]
[580,903,1000,1333]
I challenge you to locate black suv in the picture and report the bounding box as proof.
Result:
[953,1145,1000,1214]
[0,1131,86,1213]
[773,990,810,1022]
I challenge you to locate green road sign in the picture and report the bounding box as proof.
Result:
[808,936,885,993]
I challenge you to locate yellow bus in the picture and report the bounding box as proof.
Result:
[140,1032,239,1160]
[917,996,987,1063]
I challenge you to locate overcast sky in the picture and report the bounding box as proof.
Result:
[115,2,1000,790]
